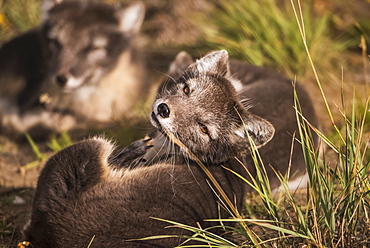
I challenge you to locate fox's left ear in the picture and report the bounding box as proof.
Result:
[118,1,145,34]
[194,50,229,77]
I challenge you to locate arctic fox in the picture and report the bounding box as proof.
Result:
[149,50,318,188]
[23,50,317,247]
[0,0,146,138]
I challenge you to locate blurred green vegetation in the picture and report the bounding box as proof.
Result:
[200,0,356,78]
[0,0,41,41]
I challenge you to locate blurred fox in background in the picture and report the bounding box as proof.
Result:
[0,0,146,138]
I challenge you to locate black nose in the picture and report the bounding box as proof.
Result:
[157,103,170,118]
[56,75,68,86]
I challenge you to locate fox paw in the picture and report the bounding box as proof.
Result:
[109,136,154,168]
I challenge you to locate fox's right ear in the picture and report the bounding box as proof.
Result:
[118,1,145,34]
[42,0,63,15]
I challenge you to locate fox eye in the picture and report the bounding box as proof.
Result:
[198,123,208,134]
[183,85,190,95]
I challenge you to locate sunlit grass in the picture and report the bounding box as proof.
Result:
[200,0,352,79]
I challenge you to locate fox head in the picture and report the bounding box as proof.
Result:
[151,50,275,164]
[41,0,145,91]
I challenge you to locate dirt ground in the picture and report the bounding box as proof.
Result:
[0,0,369,247]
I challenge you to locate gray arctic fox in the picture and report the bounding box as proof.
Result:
[148,50,318,188]
[23,50,318,247]
[0,0,146,137]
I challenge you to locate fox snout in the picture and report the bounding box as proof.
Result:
[151,100,174,131]
[56,74,68,86]
[52,71,85,90]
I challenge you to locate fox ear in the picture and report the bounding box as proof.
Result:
[234,110,275,148]
[195,50,229,76]
[168,51,194,79]
[118,1,145,34]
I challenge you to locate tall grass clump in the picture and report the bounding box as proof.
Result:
[290,89,369,247]
[291,4,370,245]
[200,0,351,78]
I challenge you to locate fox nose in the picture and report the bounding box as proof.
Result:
[157,103,170,118]
[56,75,68,86]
